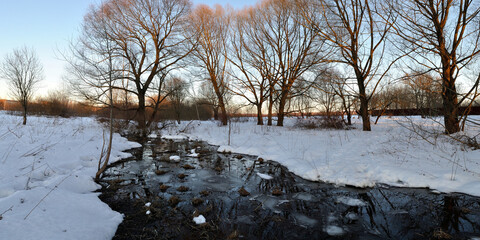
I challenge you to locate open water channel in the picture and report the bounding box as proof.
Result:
[98,136,480,240]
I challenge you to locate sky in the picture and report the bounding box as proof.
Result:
[0,0,258,100]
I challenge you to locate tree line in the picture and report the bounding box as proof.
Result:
[1,0,480,135]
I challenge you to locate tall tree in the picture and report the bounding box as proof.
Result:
[392,0,480,133]
[89,0,193,134]
[251,0,327,126]
[300,0,399,131]
[228,7,279,125]
[1,46,43,125]
[187,4,230,125]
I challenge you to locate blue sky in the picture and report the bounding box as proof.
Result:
[0,0,258,99]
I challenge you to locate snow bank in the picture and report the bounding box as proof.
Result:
[0,113,140,240]
[161,117,480,197]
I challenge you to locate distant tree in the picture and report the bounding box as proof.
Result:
[403,72,442,115]
[299,0,400,131]
[166,77,189,124]
[0,46,43,125]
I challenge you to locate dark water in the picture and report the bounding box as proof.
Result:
[98,137,480,240]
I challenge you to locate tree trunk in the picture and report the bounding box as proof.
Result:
[213,107,219,120]
[137,92,147,136]
[442,77,460,134]
[267,96,273,126]
[355,72,371,131]
[276,92,287,127]
[22,103,27,125]
[218,96,228,126]
[256,104,263,125]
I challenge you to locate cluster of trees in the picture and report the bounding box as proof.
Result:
[1,0,480,135]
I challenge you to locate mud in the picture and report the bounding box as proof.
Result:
[98,137,480,240]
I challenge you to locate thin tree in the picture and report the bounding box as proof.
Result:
[1,46,43,125]
[65,4,119,180]
[250,0,327,126]
[391,0,480,134]
[299,0,400,131]
[187,4,230,125]
[228,7,277,125]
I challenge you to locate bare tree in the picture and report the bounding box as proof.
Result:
[300,0,400,131]
[187,4,230,125]
[166,77,188,123]
[392,0,480,134]
[1,46,43,125]
[403,71,443,115]
[85,0,193,135]
[244,0,327,126]
[64,4,119,180]
[228,7,277,125]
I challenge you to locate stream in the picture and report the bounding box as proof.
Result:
[98,137,480,240]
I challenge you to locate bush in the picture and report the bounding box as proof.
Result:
[294,116,346,130]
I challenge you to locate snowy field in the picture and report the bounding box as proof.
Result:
[161,116,480,197]
[0,112,140,240]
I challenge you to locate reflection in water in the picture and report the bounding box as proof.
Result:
[99,138,480,240]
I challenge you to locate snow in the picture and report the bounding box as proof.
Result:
[0,112,140,240]
[256,172,274,180]
[187,149,199,158]
[146,210,151,215]
[193,215,206,224]
[169,155,181,162]
[161,117,480,197]
[161,134,187,140]
[145,202,151,207]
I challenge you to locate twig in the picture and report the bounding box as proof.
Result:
[24,174,71,220]
[0,206,14,220]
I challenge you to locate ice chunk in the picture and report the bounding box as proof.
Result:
[193,215,206,224]
[325,225,345,236]
[169,155,181,162]
[336,196,366,207]
[257,172,273,180]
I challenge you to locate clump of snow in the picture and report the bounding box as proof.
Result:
[162,134,187,140]
[145,202,151,207]
[169,155,181,162]
[193,215,206,224]
[146,210,151,215]
[0,112,139,240]
[148,133,157,138]
[187,149,199,158]
[336,196,366,207]
[257,172,273,180]
[217,145,233,153]
[160,117,480,197]
[324,225,345,236]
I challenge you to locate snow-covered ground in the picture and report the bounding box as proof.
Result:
[161,116,480,197]
[0,112,140,240]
